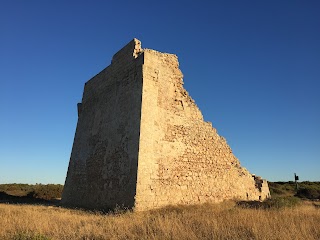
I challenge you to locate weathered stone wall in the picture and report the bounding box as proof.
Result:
[62,39,270,211]
[62,39,144,209]
[135,48,270,210]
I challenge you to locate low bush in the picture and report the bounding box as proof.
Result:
[28,184,63,200]
[265,196,301,209]
[0,184,63,200]
[237,197,301,210]
[297,188,320,200]
[269,181,320,200]
[0,184,33,193]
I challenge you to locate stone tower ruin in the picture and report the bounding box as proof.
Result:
[62,39,270,211]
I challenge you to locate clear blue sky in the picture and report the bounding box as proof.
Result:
[1,1,319,184]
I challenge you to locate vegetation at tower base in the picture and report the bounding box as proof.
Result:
[62,38,270,211]
[0,181,317,203]
[269,181,320,199]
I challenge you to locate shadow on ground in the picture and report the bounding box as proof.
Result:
[236,200,267,209]
[0,191,60,206]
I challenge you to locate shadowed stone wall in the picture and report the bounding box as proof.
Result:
[62,39,143,209]
[62,39,270,211]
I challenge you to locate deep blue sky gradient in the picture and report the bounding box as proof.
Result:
[1,1,319,183]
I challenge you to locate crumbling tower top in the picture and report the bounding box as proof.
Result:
[111,38,142,64]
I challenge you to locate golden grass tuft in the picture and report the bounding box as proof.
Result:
[0,201,319,240]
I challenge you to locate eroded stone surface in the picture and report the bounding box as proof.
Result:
[62,39,270,211]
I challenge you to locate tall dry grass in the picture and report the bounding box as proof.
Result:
[0,201,319,240]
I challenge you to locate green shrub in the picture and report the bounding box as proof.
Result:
[265,196,301,209]
[237,197,301,210]
[268,181,320,199]
[30,184,63,200]
[0,184,33,193]
[269,187,285,195]
[297,188,320,199]
[0,184,63,200]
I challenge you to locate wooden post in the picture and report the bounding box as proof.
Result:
[294,173,299,192]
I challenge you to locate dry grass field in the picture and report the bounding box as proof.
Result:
[0,200,319,240]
